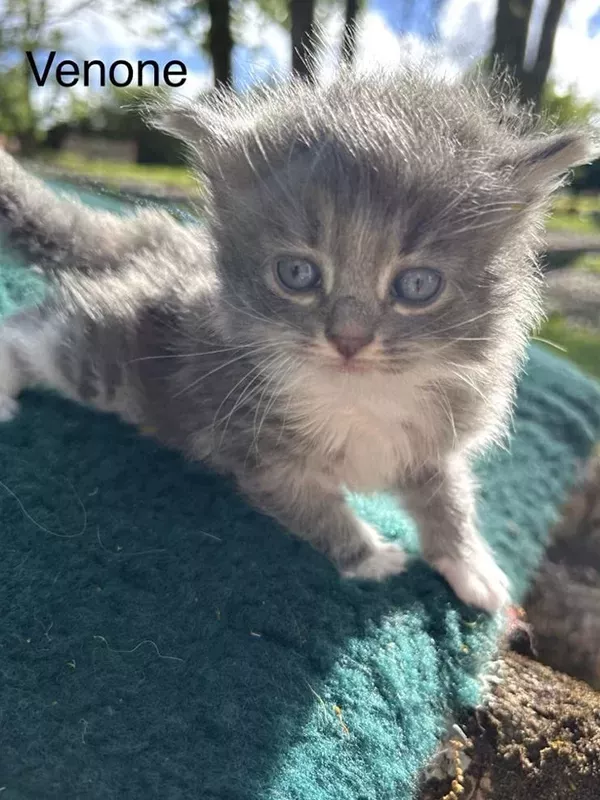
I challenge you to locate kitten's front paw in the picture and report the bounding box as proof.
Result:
[343,542,407,581]
[434,549,510,613]
[0,394,19,422]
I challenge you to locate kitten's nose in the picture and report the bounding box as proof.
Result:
[327,323,374,359]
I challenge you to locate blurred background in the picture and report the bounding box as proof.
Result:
[0,0,599,375]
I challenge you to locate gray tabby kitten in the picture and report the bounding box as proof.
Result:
[0,68,594,612]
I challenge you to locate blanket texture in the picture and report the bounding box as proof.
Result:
[1,186,600,800]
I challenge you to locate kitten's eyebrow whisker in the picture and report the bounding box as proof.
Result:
[250,128,304,218]
[439,212,521,239]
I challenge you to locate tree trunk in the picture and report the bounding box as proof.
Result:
[341,0,360,66]
[490,0,534,92]
[489,0,567,109]
[290,0,316,81]
[207,0,233,89]
[419,651,600,800]
[521,0,566,109]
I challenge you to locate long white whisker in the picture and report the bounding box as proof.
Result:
[172,343,282,398]
[127,340,278,365]
[253,355,298,452]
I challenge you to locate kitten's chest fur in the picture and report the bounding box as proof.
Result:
[285,370,440,492]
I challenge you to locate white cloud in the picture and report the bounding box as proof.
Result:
[175,68,213,100]
[235,1,290,80]
[436,0,496,65]
[55,0,168,58]
[437,0,600,102]
[549,0,600,100]
[308,0,600,103]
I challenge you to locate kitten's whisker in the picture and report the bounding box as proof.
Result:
[127,341,279,365]
[446,368,491,407]
[531,336,567,352]
[431,381,458,447]
[251,354,293,452]
[214,352,293,449]
[220,295,306,337]
[424,309,497,337]
[172,343,284,398]
[419,336,495,343]
[211,362,269,444]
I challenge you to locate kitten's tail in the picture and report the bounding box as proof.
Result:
[0,149,179,276]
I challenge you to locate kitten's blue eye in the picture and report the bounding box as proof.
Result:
[276,257,321,291]
[392,268,443,304]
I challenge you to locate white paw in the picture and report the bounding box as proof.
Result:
[343,541,407,581]
[0,394,19,422]
[434,549,511,613]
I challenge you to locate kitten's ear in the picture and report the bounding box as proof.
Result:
[507,130,597,194]
[149,102,224,148]
[147,99,256,183]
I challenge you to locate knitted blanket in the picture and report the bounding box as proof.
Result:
[1,185,600,800]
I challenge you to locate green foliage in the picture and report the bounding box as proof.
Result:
[547,213,600,235]
[0,0,94,143]
[39,151,195,190]
[538,314,600,380]
[571,254,600,274]
[540,81,598,127]
[0,64,34,137]
[45,86,187,165]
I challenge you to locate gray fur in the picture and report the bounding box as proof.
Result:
[0,66,596,610]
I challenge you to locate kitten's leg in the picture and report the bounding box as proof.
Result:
[399,455,510,612]
[239,465,407,579]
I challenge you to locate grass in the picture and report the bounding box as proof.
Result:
[537,314,600,380]
[553,193,600,214]
[569,253,600,273]
[37,152,196,192]
[546,213,599,234]
[545,251,600,275]
[547,192,600,234]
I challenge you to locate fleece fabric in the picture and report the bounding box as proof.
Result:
[1,184,600,800]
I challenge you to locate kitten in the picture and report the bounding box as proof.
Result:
[0,68,594,612]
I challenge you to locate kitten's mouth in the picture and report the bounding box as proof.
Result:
[308,342,379,374]
[329,359,374,375]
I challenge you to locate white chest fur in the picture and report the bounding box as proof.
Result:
[285,367,439,492]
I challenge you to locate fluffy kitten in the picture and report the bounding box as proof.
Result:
[0,68,594,612]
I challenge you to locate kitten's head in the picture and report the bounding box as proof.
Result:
[154,70,596,383]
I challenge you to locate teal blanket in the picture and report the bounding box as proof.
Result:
[1,191,600,799]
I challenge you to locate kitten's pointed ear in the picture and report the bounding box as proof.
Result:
[147,99,256,182]
[149,102,222,148]
[508,130,597,194]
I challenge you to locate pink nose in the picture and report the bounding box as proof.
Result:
[328,329,373,359]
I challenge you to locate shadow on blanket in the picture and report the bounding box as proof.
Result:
[1,255,600,799]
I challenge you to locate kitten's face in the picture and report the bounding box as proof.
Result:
[210,142,526,380]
